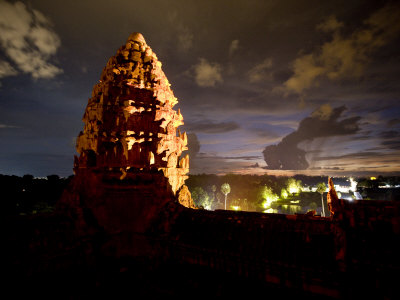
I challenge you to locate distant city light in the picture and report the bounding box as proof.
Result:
[350,177,357,192]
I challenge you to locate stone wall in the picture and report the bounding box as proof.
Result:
[6,200,400,298]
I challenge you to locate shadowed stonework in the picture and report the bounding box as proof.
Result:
[58,33,194,236]
[75,32,190,196]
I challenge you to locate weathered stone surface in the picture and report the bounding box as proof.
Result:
[177,184,195,208]
[75,33,188,187]
[327,177,340,216]
[59,32,193,236]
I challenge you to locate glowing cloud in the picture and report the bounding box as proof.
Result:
[248,58,273,83]
[0,60,17,79]
[167,11,193,52]
[228,39,239,57]
[282,3,400,95]
[0,1,62,80]
[193,58,223,87]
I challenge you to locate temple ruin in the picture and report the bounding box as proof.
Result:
[59,32,194,236]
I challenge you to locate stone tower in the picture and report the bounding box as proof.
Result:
[59,33,194,236]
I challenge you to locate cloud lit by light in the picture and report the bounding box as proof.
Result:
[193,58,223,87]
[168,10,194,52]
[228,39,239,57]
[0,60,17,79]
[282,2,400,95]
[0,1,62,81]
[248,58,273,83]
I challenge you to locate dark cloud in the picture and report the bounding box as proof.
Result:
[387,118,400,127]
[249,162,260,168]
[263,144,308,170]
[250,127,279,139]
[311,166,343,170]
[360,165,391,169]
[263,105,361,170]
[381,140,400,150]
[198,155,260,161]
[313,151,381,161]
[325,167,343,170]
[379,130,400,149]
[184,120,240,134]
[353,132,372,140]
[380,130,400,139]
[309,167,322,170]
[366,147,385,151]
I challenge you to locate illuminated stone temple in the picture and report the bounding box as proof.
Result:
[60,32,194,236]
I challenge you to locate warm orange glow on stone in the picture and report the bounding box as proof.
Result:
[74,32,192,201]
[59,32,195,238]
[327,177,339,217]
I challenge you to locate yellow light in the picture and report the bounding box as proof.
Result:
[290,200,300,204]
[370,176,376,180]
[231,205,241,211]
[263,208,277,213]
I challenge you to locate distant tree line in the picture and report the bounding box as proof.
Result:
[186,174,400,214]
[1,174,72,216]
[2,173,399,216]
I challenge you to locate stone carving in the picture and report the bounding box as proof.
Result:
[60,32,194,236]
[75,32,190,194]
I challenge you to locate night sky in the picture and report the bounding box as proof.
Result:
[1,0,399,177]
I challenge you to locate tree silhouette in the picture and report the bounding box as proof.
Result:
[221,183,231,210]
[316,182,327,217]
[191,187,211,209]
[211,185,217,209]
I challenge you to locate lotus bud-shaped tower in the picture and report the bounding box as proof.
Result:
[60,33,194,236]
